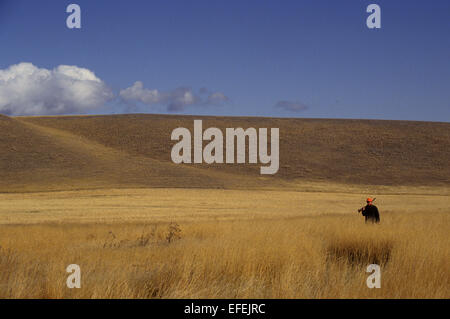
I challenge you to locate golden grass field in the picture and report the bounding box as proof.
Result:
[0,114,448,298]
[0,186,448,298]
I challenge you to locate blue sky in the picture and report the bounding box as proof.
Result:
[0,0,449,121]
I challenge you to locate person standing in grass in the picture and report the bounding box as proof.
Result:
[358,198,380,223]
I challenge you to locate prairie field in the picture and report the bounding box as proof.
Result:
[0,187,448,298]
[0,114,448,298]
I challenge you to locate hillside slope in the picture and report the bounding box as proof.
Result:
[0,115,260,192]
[21,114,450,185]
[0,113,448,192]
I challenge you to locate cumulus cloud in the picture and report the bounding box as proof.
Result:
[0,62,113,115]
[120,81,229,112]
[275,100,308,112]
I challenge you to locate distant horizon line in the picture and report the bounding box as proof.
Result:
[3,112,449,124]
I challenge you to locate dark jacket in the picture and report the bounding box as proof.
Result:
[361,204,380,223]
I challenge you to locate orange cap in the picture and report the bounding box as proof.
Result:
[366,198,373,202]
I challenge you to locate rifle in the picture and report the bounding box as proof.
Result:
[358,198,376,213]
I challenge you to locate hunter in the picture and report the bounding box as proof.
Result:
[358,198,380,224]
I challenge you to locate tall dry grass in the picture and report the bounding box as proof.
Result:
[0,209,448,298]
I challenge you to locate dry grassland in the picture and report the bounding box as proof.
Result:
[0,187,448,298]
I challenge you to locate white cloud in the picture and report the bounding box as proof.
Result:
[119,81,160,104]
[120,81,229,112]
[207,92,229,104]
[0,62,113,115]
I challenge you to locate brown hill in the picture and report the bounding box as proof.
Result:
[0,114,256,192]
[0,114,448,192]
